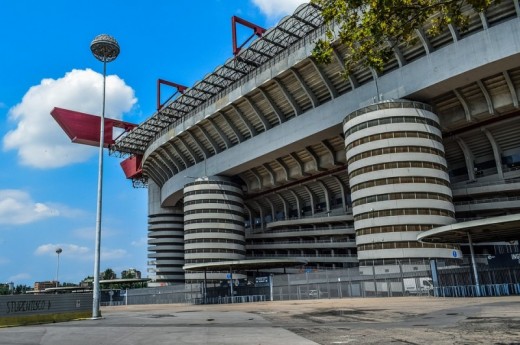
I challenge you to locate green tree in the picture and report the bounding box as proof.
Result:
[80,275,94,288]
[62,282,77,287]
[14,284,31,294]
[121,270,136,279]
[312,0,497,76]
[101,268,116,280]
[0,284,10,295]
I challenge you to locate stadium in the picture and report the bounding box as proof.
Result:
[53,1,520,288]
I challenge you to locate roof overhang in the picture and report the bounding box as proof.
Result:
[183,258,307,272]
[99,278,151,284]
[418,213,520,244]
[51,107,137,147]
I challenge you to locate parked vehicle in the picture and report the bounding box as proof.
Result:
[403,277,433,295]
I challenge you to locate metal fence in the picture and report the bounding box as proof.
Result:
[125,285,191,305]
[271,267,433,300]
[108,263,520,306]
[434,283,520,297]
[434,264,520,297]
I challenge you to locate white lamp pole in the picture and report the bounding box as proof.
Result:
[55,247,62,288]
[90,34,120,319]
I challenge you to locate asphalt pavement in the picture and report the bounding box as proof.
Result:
[0,307,318,345]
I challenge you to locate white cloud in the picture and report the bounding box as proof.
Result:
[131,237,147,247]
[102,248,128,260]
[0,190,60,225]
[46,203,87,219]
[251,0,307,21]
[8,273,31,283]
[73,226,117,240]
[72,227,98,240]
[35,243,127,262]
[35,243,89,257]
[3,68,136,169]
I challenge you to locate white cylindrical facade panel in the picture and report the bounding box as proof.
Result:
[147,209,185,285]
[343,100,458,267]
[183,177,246,282]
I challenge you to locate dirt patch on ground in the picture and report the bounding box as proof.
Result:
[282,311,520,344]
[106,296,520,344]
[252,297,520,344]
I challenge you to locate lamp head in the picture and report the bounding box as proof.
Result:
[90,34,120,63]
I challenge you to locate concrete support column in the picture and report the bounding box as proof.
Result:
[468,233,481,296]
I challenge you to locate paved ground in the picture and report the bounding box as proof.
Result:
[1,296,520,344]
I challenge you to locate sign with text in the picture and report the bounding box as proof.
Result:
[255,276,270,287]
[488,252,520,268]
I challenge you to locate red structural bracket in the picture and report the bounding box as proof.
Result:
[50,107,137,147]
[120,155,143,179]
[232,16,266,56]
[157,79,187,111]
[51,107,142,181]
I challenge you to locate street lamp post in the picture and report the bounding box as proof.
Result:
[55,248,62,288]
[90,34,120,319]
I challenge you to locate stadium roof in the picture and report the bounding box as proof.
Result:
[183,258,308,272]
[112,2,322,156]
[99,278,151,284]
[418,214,520,244]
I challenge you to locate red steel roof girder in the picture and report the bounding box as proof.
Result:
[232,15,266,56]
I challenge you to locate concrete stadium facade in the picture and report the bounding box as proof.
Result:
[114,1,520,285]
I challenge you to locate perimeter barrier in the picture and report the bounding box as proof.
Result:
[102,261,520,306]
[434,283,520,297]
[0,293,92,327]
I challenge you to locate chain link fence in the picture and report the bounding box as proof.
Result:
[106,262,520,306]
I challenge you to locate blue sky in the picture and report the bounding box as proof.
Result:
[0,0,307,286]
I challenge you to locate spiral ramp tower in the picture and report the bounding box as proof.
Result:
[343,100,462,274]
[147,182,185,284]
[183,177,247,282]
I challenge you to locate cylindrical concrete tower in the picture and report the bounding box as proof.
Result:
[183,177,246,282]
[343,100,461,273]
[147,181,185,286]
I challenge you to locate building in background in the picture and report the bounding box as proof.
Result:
[34,281,57,291]
[121,268,141,279]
